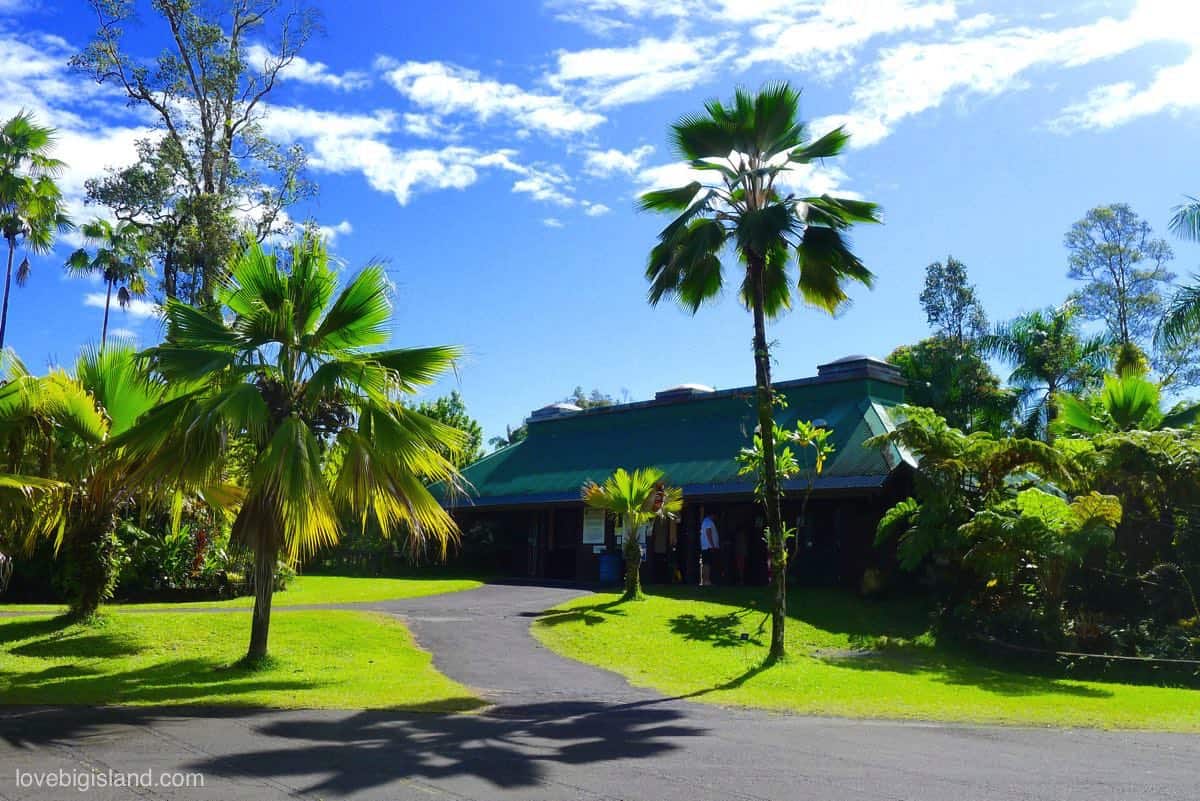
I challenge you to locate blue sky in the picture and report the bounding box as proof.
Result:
[1,0,1198,441]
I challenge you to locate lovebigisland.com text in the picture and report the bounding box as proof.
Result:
[15,768,205,793]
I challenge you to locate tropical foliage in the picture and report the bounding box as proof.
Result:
[113,237,465,660]
[0,344,169,617]
[582,467,682,601]
[641,82,879,659]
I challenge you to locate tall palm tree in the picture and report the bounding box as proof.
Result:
[66,219,153,347]
[582,468,682,602]
[981,306,1109,440]
[0,112,72,350]
[118,237,466,661]
[1168,195,1200,243]
[640,83,880,660]
[1158,196,1200,350]
[0,344,167,618]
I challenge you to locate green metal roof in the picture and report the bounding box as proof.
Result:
[449,359,910,509]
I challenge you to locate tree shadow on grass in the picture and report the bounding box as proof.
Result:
[818,644,1115,699]
[668,606,767,648]
[1,698,706,796]
[0,657,331,706]
[534,600,628,628]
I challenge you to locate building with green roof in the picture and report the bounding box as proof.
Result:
[449,356,913,587]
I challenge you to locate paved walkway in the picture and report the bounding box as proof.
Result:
[1,584,1198,800]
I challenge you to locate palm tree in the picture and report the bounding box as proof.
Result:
[582,468,682,601]
[0,111,72,350]
[640,83,880,660]
[981,306,1109,440]
[0,344,166,618]
[66,219,152,347]
[1168,195,1200,243]
[1056,373,1200,434]
[118,237,466,661]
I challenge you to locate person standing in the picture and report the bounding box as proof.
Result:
[699,510,721,586]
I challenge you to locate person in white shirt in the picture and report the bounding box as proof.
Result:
[699,511,720,586]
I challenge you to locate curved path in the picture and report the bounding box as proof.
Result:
[2,583,1198,800]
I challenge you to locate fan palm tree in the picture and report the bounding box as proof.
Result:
[118,237,466,661]
[0,111,72,350]
[0,344,166,618]
[1157,196,1200,350]
[582,468,682,601]
[981,306,1110,440]
[1056,373,1200,435]
[640,82,880,659]
[66,219,153,347]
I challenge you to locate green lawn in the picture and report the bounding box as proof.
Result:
[0,610,482,710]
[533,587,1200,731]
[0,574,483,614]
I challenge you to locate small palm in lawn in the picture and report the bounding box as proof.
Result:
[641,82,880,659]
[582,468,682,602]
[66,219,152,347]
[0,344,166,618]
[0,111,72,350]
[119,237,466,661]
[981,305,1110,440]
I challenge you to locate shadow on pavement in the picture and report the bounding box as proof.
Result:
[2,698,706,796]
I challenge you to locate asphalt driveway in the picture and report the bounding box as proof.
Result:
[1,583,1197,800]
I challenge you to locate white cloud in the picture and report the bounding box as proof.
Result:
[740,0,956,77]
[638,159,852,200]
[583,201,611,216]
[543,217,564,228]
[824,0,1200,147]
[512,164,575,206]
[551,36,724,107]
[583,144,654,177]
[318,219,353,243]
[244,44,369,91]
[108,327,138,341]
[83,294,160,320]
[376,58,604,136]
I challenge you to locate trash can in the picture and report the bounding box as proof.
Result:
[598,553,621,585]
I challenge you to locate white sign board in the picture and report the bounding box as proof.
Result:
[582,508,606,544]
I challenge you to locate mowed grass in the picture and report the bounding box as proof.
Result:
[0,610,482,710]
[533,587,1200,731]
[0,574,483,614]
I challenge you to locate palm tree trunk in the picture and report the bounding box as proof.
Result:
[749,255,787,661]
[0,239,15,352]
[622,522,643,601]
[101,278,113,349]
[246,544,278,662]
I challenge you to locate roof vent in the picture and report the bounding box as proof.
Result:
[527,402,582,423]
[816,355,904,385]
[654,383,716,401]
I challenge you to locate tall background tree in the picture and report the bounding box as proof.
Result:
[120,238,466,661]
[890,255,1012,433]
[65,219,152,347]
[72,0,318,304]
[920,255,988,347]
[0,112,71,351]
[1064,204,1198,385]
[641,83,879,660]
[413,391,484,469]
